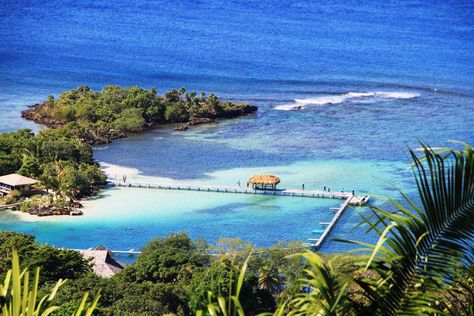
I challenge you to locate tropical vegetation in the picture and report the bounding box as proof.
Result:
[0,86,256,212]
[0,249,98,316]
[0,143,472,315]
[0,128,106,201]
[21,86,257,144]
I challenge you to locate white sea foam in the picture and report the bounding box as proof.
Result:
[274,91,420,110]
[100,162,141,178]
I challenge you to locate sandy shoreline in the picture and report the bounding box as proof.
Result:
[0,208,72,222]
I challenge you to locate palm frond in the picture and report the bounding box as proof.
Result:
[0,249,100,316]
[198,255,251,316]
[282,251,348,316]
[343,143,474,315]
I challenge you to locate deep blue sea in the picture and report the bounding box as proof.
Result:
[0,0,473,253]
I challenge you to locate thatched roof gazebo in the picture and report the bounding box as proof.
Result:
[247,174,280,190]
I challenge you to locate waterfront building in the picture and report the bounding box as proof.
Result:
[0,173,38,196]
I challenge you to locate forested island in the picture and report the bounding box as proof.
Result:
[22,86,257,144]
[0,86,257,215]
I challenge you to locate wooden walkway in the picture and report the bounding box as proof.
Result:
[68,248,142,255]
[68,196,354,254]
[109,180,368,205]
[109,179,368,249]
[309,194,353,248]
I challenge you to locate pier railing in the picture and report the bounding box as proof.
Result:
[108,179,368,249]
[108,180,357,201]
[312,195,353,248]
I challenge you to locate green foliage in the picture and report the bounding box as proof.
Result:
[26,86,255,141]
[6,190,22,202]
[127,232,209,284]
[0,232,91,285]
[51,275,190,315]
[112,107,145,132]
[340,143,474,315]
[279,252,349,316]
[18,155,41,178]
[39,161,105,198]
[0,128,104,200]
[0,249,99,316]
[164,103,189,122]
[0,153,22,176]
[197,255,250,316]
[0,129,35,175]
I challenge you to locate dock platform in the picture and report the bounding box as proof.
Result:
[109,179,368,249]
[108,180,368,205]
[310,195,353,248]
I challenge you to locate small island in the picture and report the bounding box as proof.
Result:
[22,85,258,145]
[0,86,257,216]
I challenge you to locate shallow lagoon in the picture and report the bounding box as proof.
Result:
[1,0,473,253]
[0,158,413,252]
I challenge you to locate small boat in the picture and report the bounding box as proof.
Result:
[312,228,325,234]
[349,195,370,206]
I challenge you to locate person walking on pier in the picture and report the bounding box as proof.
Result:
[323,186,326,191]
[237,180,241,188]
[302,183,305,191]
[352,190,355,195]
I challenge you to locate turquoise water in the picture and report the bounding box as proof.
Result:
[0,189,339,249]
[0,158,413,251]
[0,0,473,251]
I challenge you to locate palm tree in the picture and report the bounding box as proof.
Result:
[197,255,250,316]
[198,142,474,316]
[278,252,348,316]
[344,142,474,315]
[0,249,99,316]
[258,266,284,294]
[258,266,283,295]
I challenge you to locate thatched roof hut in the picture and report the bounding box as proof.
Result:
[247,174,280,190]
[79,246,126,278]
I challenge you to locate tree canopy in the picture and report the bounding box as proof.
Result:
[22,86,257,144]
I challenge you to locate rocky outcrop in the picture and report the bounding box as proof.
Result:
[20,200,84,217]
[21,104,64,128]
[76,129,127,145]
[218,104,258,118]
[174,125,188,131]
[26,207,83,216]
[188,117,215,125]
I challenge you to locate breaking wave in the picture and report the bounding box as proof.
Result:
[274,91,420,110]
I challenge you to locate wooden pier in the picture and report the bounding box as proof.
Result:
[68,248,142,255]
[309,194,353,248]
[68,195,356,255]
[108,180,368,205]
[109,179,368,249]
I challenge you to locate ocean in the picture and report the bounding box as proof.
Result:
[0,0,473,252]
